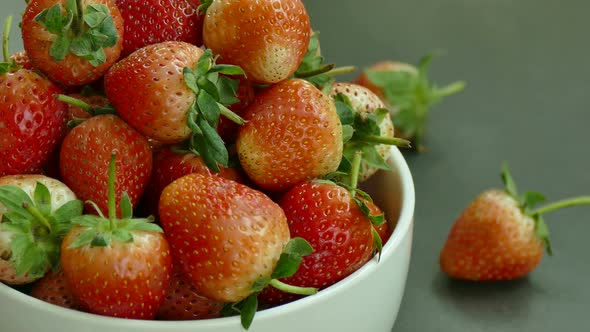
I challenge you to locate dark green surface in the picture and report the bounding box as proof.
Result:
[303,1,590,331]
[3,0,589,331]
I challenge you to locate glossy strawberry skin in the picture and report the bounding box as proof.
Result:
[141,145,245,217]
[104,41,203,143]
[0,69,67,176]
[237,78,342,192]
[21,0,124,86]
[159,173,290,303]
[61,225,172,319]
[115,0,203,58]
[59,114,152,216]
[156,265,224,320]
[440,189,544,281]
[30,270,79,310]
[202,0,311,84]
[260,181,377,305]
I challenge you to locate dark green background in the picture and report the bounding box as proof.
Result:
[3,0,589,331]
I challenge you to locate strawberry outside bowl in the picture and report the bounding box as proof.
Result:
[0,145,415,332]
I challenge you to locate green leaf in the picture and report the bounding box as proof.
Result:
[283,237,314,256]
[239,294,258,330]
[251,276,271,293]
[33,182,52,217]
[334,93,355,126]
[83,5,107,28]
[1,211,31,226]
[359,145,393,172]
[112,229,133,243]
[91,233,109,247]
[521,191,547,212]
[215,76,240,106]
[183,67,199,94]
[34,4,64,35]
[49,35,71,61]
[71,214,103,227]
[126,219,163,233]
[392,108,418,137]
[68,227,100,248]
[120,193,133,219]
[366,69,416,95]
[342,125,354,144]
[533,214,552,256]
[271,237,314,279]
[372,226,383,259]
[500,163,519,198]
[197,90,222,127]
[196,49,213,76]
[0,185,34,215]
[210,64,246,76]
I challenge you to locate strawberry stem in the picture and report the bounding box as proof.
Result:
[324,65,356,77]
[355,133,411,148]
[530,196,590,216]
[2,15,11,63]
[433,81,466,99]
[22,202,52,232]
[349,150,362,192]
[56,94,93,112]
[268,279,317,296]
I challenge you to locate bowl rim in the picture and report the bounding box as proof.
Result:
[0,145,416,328]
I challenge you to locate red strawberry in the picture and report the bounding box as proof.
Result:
[141,144,245,217]
[0,174,83,285]
[201,0,311,84]
[156,265,224,320]
[104,41,246,172]
[260,179,383,305]
[59,114,152,216]
[21,0,124,86]
[115,0,204,58]
[60,154,172,319]
[30,270,79,310]
[236,78,343,191]
[9,51,34,70]
[440,164,590,281]
[158,173,315,328]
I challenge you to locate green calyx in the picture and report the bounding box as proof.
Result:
[222,237,317,330]
[364,53,465,151]
[68,153,161,249]
[334,92,411,178]
[34,0,119,66]
[198,0,214,14]
[0,16,21,74]
[183,49,246,173]
[294,31,356,94]
[0,181,83,279]
[500,163,590,256]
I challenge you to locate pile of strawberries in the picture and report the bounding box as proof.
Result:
[0,0,461,329]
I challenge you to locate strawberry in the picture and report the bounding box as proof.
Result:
[156,265,224,320]
[9,51,34,70]
[21,0,124,86]
[440,164,590,281]
[330,82,410,182]
[104,41,246,172]
[236,78,343,192]
[0,174,83,285]
[141,144,245,217]
[30,269,79,310]
[354,55,465,152]
[201,0,311,84]
[0,17,68,177]
[115,0,203,58]
[60,153,172,319]
[159,173,316,328]
[259,178,385,305]
[59,114,152,216]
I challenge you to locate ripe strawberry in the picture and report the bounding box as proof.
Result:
[330,82,410,182]
[236,78,343,191]
[156,265,224,320]
[104,41,245,171]
[354,56,465,152]
[260,178,385,305]
[159,173,316,328]
[21,0,124,86]
[0,174,83,285]
[9,51,34,70]
[201,0,311,84]
[115,0,203,58]
[141,144,245,217]
[61,154,172,319]
[440,164,590,281]
[59,114,152,216]
[30,269,79,310]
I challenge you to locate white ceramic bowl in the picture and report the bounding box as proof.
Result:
[0,146,415,332]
